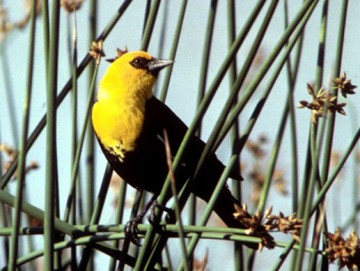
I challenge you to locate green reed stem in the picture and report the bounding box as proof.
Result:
[44,1,61,269]
[7,1,36,269]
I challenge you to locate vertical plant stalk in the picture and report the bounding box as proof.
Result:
[283,0,302,214]
[67,53,103,269]
[140,0,161,51]
[194,0,219,267]
[41,0,50,68]
[320,0,348,185]
[7,0,36,270]
[70,10,79,270]
[294,122,320,271]
[77,164,113,270]
[86,0,97,269]
[63,54,100,223]
[85,7,98,270]
[152,0,168,99]
[159,0,188,102]
[197,0,218,109]
[44,1,61,269]
[109,180,127,271]
[311,128,360,215]
[226,0,244,269]
[308,1,329,270]
[163,130,189,271]
[283,1,302,268]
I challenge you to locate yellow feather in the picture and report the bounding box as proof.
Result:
[92,51,156,155]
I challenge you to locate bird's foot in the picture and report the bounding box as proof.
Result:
[124,215,143,246]
[147,202,175,225]
[124,197,157,246]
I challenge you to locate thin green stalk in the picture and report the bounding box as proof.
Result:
[309,1,329,269]
[183,1,219,268]
[271,240,296,270]
[226,0,243,269]
[283,1,303,267]
[349,104,359,230]
[142,0,151,35]
[44,1,61,269]
[320,0,348,187]
[0,223,257,237]
[86,13,98,271]
[7,1,36,269]
[197,0,218,108]
[41,0,50,69]
[86,0,98,264]
[154,0,168,63]
[163,130,189,271]
[152,9,169,93]
[118,190,144,269]
[153,1,169,99]
[256,101,288,213]
[109,180,127,271]
[136,190,171,269]
[257,0,309,215]
[294,124,320,271]
[70,12,79,177]
[63,55,100,223]
[69,11,79,270]
[140,0,161,51]
[77,164,113,269]
[0,201,9,266]
[284,0,303,214]
[164,245,174,271]
[311,127,360,215]
[227,0,240,204]
[159,0,188,102]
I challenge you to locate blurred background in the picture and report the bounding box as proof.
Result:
[0,0,360,270]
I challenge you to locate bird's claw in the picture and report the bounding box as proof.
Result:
[147,202,175,225]
[125,216,142,246]
[124,198,175,245]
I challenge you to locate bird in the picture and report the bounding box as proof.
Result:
[92,50,256,248]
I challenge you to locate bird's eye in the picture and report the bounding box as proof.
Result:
[130,57,148,69]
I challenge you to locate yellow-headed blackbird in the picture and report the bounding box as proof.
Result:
[92,51,254,247]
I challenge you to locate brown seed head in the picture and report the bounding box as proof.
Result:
[333,72,357,98]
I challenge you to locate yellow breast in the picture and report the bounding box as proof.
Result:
[92,98,145,159]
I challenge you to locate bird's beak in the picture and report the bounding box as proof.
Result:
[147,58,173,75]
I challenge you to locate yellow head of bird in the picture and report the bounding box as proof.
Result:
[97,51,173,102]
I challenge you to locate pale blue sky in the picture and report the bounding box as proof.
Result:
[1,1,360,270]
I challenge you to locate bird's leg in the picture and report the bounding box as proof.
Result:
[147,202,175,225]
[125,196,157,245]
